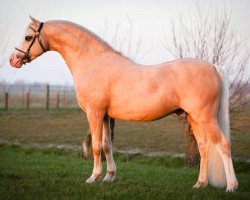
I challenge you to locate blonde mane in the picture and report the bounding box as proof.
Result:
[47,20,118,55]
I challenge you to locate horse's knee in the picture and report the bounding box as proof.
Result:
[92,142,102,156]
[92,148,100,156]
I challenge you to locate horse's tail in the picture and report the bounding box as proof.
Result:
[208,71,230,188]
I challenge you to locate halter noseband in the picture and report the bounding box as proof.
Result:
[15,22,46,64]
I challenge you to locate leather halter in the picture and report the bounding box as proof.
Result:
[15,22,46,64]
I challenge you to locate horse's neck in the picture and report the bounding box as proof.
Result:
[44,21,115,73]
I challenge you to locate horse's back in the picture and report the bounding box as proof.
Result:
[107,58,221,121]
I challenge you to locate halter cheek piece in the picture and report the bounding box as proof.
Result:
[15,22,46,64]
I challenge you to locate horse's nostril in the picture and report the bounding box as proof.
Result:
[9,53,15,64]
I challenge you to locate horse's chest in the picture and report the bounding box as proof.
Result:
[74,90,87,112]
[74,83,109,112]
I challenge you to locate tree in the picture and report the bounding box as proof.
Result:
[0,24,9,68]
[100,16,150,62]
[164,5,250,168]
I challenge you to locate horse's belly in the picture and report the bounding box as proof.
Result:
[108,98,177,122]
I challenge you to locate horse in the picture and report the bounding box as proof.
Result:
[9,16,238,192]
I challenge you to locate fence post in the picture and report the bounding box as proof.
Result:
[4,92,9,111]
[22,87,25,107]
[56,91,60,109]
[46,84,50,110]
[26,92,30,110]
[63,90,69,107]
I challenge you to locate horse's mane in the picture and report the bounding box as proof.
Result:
[48,20,123,56]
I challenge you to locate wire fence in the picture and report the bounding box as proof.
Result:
[0,84,78,110]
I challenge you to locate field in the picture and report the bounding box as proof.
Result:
[0,108,249,159]
[1,144,250,200]
[0,108,250,199]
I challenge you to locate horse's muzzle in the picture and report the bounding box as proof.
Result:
[9,53,23,68]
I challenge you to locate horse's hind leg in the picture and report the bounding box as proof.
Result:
[82,128,92,160]
[102,116,116,182]
[204,120,238,191]
[187,115,209,188]
[189,114,238,191]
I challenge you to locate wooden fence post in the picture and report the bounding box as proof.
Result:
[26,92,30,110]
[63,90,68,107]
[56,91,60,109]
[4,92,9,111]
[22,87,25,107]
[46,84,50,110]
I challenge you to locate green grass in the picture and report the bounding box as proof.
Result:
[0,144,250,200]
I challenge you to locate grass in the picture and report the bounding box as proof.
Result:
[0,144,250,200]
[0,108,250,159]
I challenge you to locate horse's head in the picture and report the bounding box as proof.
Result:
[9,16,49,68]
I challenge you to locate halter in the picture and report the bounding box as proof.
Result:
[15,22,46,63]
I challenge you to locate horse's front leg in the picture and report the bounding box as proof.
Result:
[85,110,104,183]
[102,116,116,182]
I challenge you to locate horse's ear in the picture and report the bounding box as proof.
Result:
[29,15,40,26]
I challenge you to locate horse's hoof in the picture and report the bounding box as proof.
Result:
[193,181,208,189]
[86,178,95,183]
[226,181,238,192]
[102,171,116,183]
[226,188,236,192]
[85,174,101,183]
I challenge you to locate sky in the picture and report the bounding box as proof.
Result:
[0,0,250,85]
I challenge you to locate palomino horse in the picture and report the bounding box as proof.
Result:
[9,16,238,192]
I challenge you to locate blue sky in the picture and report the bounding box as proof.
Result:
[0,0,250,85]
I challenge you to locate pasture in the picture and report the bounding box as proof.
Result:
[0,108,249,159]
[1,144,250,200]
[0,108,250,199]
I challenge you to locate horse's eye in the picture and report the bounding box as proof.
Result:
[25,36,32,41]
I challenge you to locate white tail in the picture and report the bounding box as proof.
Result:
[208,73,230,188]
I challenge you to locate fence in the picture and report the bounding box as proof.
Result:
[0,84,78,110]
